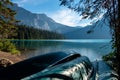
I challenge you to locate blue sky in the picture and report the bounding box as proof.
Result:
[12,0,60,14]
[11,0,102,27]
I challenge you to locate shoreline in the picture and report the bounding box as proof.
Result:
[0,51,24,63]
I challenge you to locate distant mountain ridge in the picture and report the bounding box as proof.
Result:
[11,4,77,33]
[64,25,112,39]
[11,3,112,39]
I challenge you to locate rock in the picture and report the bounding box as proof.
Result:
[0,58,13,68]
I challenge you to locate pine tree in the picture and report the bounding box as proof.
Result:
[0,0,18,39]
[0,0,19,54]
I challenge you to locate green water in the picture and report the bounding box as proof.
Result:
[12,39,112,61]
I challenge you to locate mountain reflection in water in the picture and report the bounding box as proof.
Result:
[12,39,112,61]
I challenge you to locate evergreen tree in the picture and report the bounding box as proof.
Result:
[0,0,19,54]
[59,0,120,77]
[13,25,65,39]
[0,0,18,39]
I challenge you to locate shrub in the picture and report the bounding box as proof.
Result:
[102,52,116,69]
[102,52,115,61]
[0,40,20,55]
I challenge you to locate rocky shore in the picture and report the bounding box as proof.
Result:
[0,51,23,68]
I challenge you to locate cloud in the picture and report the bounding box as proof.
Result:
[49,8,92,27]
[12,0,28,6]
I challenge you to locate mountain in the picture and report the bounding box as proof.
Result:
[11,4,111,39]
[11,4,77,33]
[64,22,112,39]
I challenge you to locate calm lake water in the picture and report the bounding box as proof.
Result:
[12,39,112,61]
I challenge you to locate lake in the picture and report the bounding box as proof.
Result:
[12,39,112,61]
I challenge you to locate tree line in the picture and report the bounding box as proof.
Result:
[10,25,65,39]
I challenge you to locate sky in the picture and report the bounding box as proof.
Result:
[11,0,100,27]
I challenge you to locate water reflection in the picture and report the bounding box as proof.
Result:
[12,39,112,61]
[12,40,61,50]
